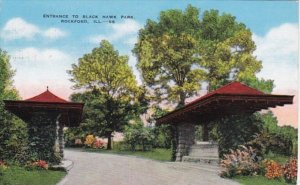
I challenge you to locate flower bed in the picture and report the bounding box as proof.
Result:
[221,146,297,184]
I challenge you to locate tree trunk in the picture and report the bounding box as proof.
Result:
[177,90,186,108]
[107,132,112,150]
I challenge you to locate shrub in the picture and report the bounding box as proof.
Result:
[247,130,293,157]
[220,145,261,178]
[264,160,283,180]
[124,123,154,151]
[92,139,105,149]
[25,160,48,170]
[282,158,297,183]
[216,113,263,157]
[84,135,95,147]
[152,124,172,149]
[64,127,85,147]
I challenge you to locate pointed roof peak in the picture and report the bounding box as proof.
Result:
[214,81,265,95]
[185,81,264,106]
[25,89,69,103]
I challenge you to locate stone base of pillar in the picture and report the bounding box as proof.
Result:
[175,123,195,162]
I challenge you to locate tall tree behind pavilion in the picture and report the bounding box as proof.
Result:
[133,5,263,106]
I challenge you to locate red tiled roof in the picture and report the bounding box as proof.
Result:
[25,89,69,103]
[156,81,294,124]
[185,81,264,106]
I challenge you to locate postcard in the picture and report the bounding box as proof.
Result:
[0,1,298,185]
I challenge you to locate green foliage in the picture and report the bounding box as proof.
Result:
[216,113,263,157]
[64,127,85,147]
[0,49,28,163]
[26,113,61,164]
[134,5,263,106]
[150,106,172,148]
[214,78,276,157]
[248,112,298,156]
[69,40,148,149]
[69,40,140,101]
[280,126,298,155]
[124,122,155,151]
[199,10,262,91]
[248,131,293,157]
[242,77,274,94]
[151,124,172,149]
[70,90,146,149]
[133,5,205,106]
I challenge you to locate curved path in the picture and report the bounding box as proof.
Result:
[58,149,240,185]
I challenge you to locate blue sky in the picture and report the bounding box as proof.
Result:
[0,0,298,126]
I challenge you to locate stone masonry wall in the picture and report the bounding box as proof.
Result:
[175,123,195,162]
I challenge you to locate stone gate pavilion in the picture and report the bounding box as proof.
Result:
[156,82,294,163]
[4,88,84,162]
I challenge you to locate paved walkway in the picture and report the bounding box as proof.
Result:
[57,149,240,185]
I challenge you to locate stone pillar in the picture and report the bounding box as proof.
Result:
[58,122,64,159]
[175,123,195,162]
[28,111,60,164]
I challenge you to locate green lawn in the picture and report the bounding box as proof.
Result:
[234,175,293,185]
[84,148,172,162]
[0,166,66,185]
[265,153,291,164]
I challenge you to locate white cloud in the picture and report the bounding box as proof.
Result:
[89,19,141,46]
[253,23,298,92]
[253,23,298,127]
[43,28,67,39]
[1,17,67,40]
[1,17,40,40]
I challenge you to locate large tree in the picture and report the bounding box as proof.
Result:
[0,49,27,162]
[199,10,262,91]
[133,5,263,106]
[69,40,145,149]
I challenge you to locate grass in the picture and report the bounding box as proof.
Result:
[265,153,291,164]
[234,175,292,185]
[0,166,66,185]
[84,148,172,162]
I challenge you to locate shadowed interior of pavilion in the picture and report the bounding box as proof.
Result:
[4,88,84,164]
[156,82,294,163]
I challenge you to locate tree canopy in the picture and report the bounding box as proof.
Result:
[133,5,263,107]
[69,41,147,149]
[69,40,140,101]
[0,49,27,162]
